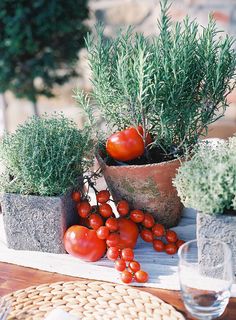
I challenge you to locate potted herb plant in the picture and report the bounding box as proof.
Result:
[0,114,93,253]
[75,0,236,227]
[173,138,236,268]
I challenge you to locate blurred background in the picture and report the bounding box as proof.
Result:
[0,0,236,138]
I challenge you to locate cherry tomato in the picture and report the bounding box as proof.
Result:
[106,127,145,161]
[77,200,91,218]
[64,225,106,262]
[115,259,126,272]
[128,261,140,273]
[140,229,153,242]
[107,247,120,261]
[137,125,152,146]
[106,233,120,247]
[96,226,110,240]
[99,203,113,218]
[121,248,134,262]
[105,217,119,232]
[71,191,82,202]
[152,223,165,237]
[117,200,129,216]
[165,243,178,255]
[89,214,103,230]
[176,239,185,249]
[134,270,149,283]
[117,218,139,249]
[165,230,178,243]
[153,239,165,252]
[130,209,144,223]
[96,190,110,203]
[121,270,133,284]
[142,213,155,229]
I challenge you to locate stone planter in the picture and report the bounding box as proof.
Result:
[1,192,80,253]
[197,212,236,273]
[97,153,183,227]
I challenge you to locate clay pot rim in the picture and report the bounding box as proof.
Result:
[96,150,183,169]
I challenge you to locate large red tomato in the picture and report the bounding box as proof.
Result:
[117,218,139,249]
[64,225,106,262]
[106,127,145,161]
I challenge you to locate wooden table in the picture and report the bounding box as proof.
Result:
[0,262,235,319]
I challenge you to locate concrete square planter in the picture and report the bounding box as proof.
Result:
[1,192,79,253]
[197,212,236,273]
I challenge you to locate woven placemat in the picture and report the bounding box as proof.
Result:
[4,280,185,320]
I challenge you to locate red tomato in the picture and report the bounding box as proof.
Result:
[153,239,165,252]
[99,203,113,218]
[137,125,152,146]
[165,243,178,255]
[117,200,130,216]
[165,230,178,243]
[130,209,144,223]
[71,191,82,202]
[115,259,126,272]
[96,226,110,240]
[96,190,110,203]
[121,248,134,262]
[121,270,133,284]
[117,218,139,249]
[89,214,103,230]
[106,127,145,161]
[152,224,165,237]
[176,239,185,249]
[128,261,140,273]
[107,247,120,261]
[64,225,106,262]
[134,270,149,283]
[105,217,119,232]
[77,201,91,218]
[142,213,155,229]
[106,233,120,247]
[140,229,153,242]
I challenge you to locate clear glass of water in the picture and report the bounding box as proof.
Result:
[178,239,233,320]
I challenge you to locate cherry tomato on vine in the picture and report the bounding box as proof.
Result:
[96,190,110,203]
[96,226,110,240]
[115,259,126,272]
[176,239,185,249]
[99,203,113,218]
[153,239,165,252]
[89,214,103,230]
[142,213,155,229]
[128,261,140,273]
[117,218,139,249]
[130,209,144,223]
[121,248,134,262]
[165,230,178,243]
[106,233,120,247]
[152,223,165,237]
[105,217,119,232]
[165,243,178,255]
[134,270,149,283]
[140,229,153,242]
[77,200,91,218]
[106,127,145,161]
[107,247,120,261]
[71,191,82,202]
[117,200,129,216]
[121,270,133,284]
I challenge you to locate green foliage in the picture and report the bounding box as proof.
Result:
[0,0,89,102]
[0,114,94,196]
[173,138,236,214]
[77,0,236,157]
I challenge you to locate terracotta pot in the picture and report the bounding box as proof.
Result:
[97,153,183,227]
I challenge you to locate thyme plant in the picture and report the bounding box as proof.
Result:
[173,138,236,214]
[76,0,236,158]
[0,114,93,196]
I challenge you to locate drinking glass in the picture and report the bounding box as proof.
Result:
[178,239,233,320]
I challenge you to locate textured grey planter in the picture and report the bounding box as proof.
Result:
[1,192,79,253]
[197,212,236,274]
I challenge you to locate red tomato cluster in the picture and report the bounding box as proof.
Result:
[67,190,185,284]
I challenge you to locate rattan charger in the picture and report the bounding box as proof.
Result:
[4,280,185,320]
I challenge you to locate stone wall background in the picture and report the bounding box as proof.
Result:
[2,0,236,137]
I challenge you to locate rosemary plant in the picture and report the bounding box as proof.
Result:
[173,138,236,215]
[0,114,94,196]
[76,0,236,159]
